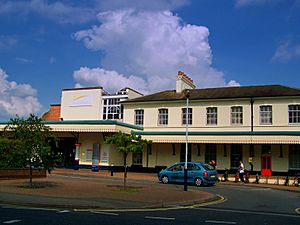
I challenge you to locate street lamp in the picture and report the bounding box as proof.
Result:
[184,90,190,191]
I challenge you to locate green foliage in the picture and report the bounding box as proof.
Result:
[2,114,57,171]
[104,131,150,154]
[0,137,25,168]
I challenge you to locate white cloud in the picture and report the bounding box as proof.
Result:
[0,0,189,24]
[235,0,283,8]
[0,68,42,118]
[0,35,18,48]
[73,67,148,94]
[0,0,98,24]
[97,0,189,11]
[14,57,32,64]
[272,40,300,62]
[74,9,230,93]
[227,80,241,87]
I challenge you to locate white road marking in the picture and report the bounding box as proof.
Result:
[194,207,300,218]
[92,211,119,216]
[2,220,21,224]
[145,216,175,221]
[57,210,70,213]
[205,220,237,224]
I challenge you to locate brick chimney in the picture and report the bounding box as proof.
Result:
[176,71,196,93]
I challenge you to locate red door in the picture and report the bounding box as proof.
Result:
[261,156,272,176]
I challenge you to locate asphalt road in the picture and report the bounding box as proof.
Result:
[1,183,300,225]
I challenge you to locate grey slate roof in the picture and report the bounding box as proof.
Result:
[123,85,300,103]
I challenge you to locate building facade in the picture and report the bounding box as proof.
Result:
[1,72,299,175]
[122,72,300,175]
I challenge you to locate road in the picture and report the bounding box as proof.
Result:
[1,183,300,225]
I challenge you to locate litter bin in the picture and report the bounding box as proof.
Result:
[92,165,99,172]
[73,159,79,170]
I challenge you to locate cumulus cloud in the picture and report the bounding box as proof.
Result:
[272,40,300,62]
[0,68,42,118]
[227,80,241,87]
[74,9,237,93]
[73,67,148,94]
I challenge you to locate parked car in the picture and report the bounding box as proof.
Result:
[158,162,218,186]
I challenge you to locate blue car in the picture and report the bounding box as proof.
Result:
[158,162,218,186]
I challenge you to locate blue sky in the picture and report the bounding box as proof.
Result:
[0,0,300,119]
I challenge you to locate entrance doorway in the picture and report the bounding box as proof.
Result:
[261,155,272,176]
[231,144,243,169]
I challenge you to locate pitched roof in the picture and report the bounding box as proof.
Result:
[123,85,300,103]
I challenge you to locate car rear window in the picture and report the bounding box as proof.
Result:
[202,163,215,171]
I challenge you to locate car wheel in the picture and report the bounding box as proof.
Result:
[194,177,203,186]
[161,175,169,184]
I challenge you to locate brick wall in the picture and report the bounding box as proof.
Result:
[42,104,61,121]
[0,168,46,179]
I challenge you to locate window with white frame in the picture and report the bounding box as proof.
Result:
[158,108,168,125]
[207,107,217,125]
[260,105,272,125]
[231,106,243,125]
[288,104,300,124]
[182,108,192,125]
[134,109,144,125]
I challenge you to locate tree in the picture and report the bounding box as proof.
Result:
[104,131,151,189]
[3,114,57,187]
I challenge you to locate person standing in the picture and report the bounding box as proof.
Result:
[239,161,245,183]
[209,160,217,170]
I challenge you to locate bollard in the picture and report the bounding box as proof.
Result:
[294,177,299,187]
[110,163,114,176]
[284,175,289,186]
[222,168,229,182]
[245,171,250,183]
[255,173,260,184]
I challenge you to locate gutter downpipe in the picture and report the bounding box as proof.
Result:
[249,97,254,172]
[250,97,254,133]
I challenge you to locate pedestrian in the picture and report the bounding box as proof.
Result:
[239,161,245,183]
[209,160,217,170]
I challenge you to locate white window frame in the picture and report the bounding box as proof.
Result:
[134,109,144,125]
[288,104,300,124]
[231,106,243,125]
[207,107,217,125]
[158,108,168,126]
[260,105,272,125]
[182,108,192,125]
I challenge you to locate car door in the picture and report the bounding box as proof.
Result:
[174,163,184,183]
[187,163,201,183]
[169,163,184,182]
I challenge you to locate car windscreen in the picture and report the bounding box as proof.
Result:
[202,163,215,171]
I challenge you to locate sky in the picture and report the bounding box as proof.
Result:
[0,0,300,119]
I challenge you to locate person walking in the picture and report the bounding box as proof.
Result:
[239,161,245,183]
[209,160,217,170]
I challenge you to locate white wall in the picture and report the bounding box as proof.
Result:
[123,97,300,132]
[60,87,102,120]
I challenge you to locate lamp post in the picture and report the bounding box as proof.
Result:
[184,90,190,191]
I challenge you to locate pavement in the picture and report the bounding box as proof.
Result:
[0,168,299,211]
